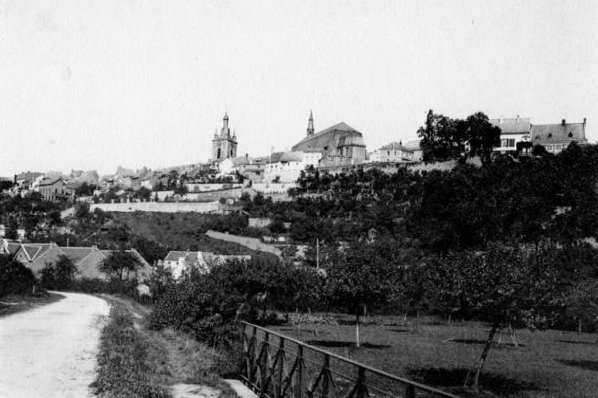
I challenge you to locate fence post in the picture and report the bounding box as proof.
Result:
[404,384,415,398]
[322,354,331,398]
[355,366,368,398]
[276,338,285,398]
[296,345,304,398]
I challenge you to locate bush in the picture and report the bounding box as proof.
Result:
[0,255,37,297]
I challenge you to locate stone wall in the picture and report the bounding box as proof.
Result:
[90,201,220,213]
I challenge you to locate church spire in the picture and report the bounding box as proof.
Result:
[221,112,230,138]
[307,111,314,136]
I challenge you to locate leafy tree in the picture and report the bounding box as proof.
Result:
[326,237,402,347]
[417,109,467,161]
[99,250,142,281]
[465,112,501,164]
[0,255,36,297]
[74,202,90,220]
[428,246,562,392]
[40,255,78,290]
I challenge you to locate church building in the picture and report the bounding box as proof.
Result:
[291,112,366,167]
[211,113,238,161]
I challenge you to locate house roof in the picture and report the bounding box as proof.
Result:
[61,247,95,264]
[379,142,412,152]
[402,140,422,151]
[489,118,531,134]
[164,251,188,261]
[38,177,65,187]
[531,122,586,142]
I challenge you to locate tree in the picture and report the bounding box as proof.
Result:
[40,255,78,290]
[428,246,561,392]
[326,237,402,347]
[99,250,142,281]
[0,255,36,297]
[465,112,501,164]
[417,110,467,161]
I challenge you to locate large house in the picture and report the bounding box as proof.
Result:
[291,113,367,167]
[9,242,151,280]
[490,117,532,153]
[37,178,75,202]
[531,119,588,154]
[162,250,251,279]
[369,141,417,164]
[490,117,588,155]
[263,151,322,183]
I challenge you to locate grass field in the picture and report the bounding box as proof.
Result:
[269,314,598,398]
[0,292,64,318]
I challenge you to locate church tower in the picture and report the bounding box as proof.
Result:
[307,111,315,136]
[212,113,238,161]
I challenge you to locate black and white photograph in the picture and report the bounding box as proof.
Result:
[0,1,597,397]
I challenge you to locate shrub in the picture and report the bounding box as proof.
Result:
[0,255,37,297]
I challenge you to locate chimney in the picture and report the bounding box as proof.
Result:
[583,118,587,125]
[562,119,566,125]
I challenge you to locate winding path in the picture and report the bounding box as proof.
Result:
[0,292,109,398]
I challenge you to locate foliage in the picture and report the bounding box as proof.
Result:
[0,255,37,297]
[40,254,78,290]
[99,250,142,281]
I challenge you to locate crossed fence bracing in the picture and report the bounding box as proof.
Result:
[240,322,460,398]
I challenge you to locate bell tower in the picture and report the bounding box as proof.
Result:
[212,113,238,161]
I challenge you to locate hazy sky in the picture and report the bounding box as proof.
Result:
[1,0,597,176]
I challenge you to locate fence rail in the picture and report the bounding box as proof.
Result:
[240,322,460,398]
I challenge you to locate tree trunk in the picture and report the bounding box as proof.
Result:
[471,323,498,392]
[355,313,361,348]
[509,324,519,348]
[447,313,452,325]
[578,318,582,334]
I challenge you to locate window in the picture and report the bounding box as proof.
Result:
[548,133,552,139]
[568,132,573,138]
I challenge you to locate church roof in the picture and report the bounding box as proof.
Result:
[292,122,363,153]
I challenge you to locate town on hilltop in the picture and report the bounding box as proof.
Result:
[1,112,588,207]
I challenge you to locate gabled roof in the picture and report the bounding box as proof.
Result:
[531,122,586,142]
[61,247,95,264]
[292,122,362,151]
[378,142,411,152]
[489,118,531,134]
[18,243,54,261]
[164,251,188,261]
[38,177,65,187]
[402,140,422,151]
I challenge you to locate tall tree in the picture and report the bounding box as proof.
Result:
[465,112,501,164]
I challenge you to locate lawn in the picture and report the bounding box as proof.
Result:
[267,314,598,398]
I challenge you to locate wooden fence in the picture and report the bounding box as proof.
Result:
[240,322,460,398]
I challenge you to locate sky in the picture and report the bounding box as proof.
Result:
[0,0,597,176]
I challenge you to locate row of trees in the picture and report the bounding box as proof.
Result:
[418,110,501,163]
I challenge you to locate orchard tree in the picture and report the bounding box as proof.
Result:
[99,250,142,281]
[326,237,402,347]
[429,246,562,392]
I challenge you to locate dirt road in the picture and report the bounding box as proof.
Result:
[0,292,109,398]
